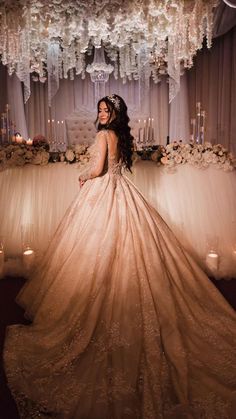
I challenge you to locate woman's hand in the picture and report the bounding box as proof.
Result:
[79,178,86,187]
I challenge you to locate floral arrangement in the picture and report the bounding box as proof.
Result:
[0,143,90,172]
[134,141,236,172]
[0,141,235,173]
[0,143,50,170]
[61,144,90,164]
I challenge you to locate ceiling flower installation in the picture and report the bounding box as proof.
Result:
[0,0,219,103]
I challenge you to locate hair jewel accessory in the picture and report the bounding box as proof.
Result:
[107,94,120,110]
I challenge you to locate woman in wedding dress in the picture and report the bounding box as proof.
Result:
[4,94,236,419]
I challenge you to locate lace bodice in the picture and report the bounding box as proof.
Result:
[79,130,122,182]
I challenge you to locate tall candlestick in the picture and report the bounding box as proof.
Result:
[200,110,206,144]
[190,118,196,142]
[196,102,201,115]
[61,120,65,150]
[147,117,151,143]
[143,119,146,145]
[5,104,10,143]
[23,247,35,272]
[151,118,154,143]
[48,106,53,147]
[57,120,60,146]
[138,119,141,144]
[51,119,56,150]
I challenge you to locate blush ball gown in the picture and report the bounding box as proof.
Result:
[4,131,236,418]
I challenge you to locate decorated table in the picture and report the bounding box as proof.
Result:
[0,154,236,279]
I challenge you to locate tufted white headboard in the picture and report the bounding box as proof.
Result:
[66,115,97,146]
[65,108,146,146]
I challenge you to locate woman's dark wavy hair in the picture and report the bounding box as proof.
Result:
[95,94,134,172]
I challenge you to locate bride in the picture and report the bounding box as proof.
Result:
[4,94,236,418]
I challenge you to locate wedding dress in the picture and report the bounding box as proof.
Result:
[4,130,236,419]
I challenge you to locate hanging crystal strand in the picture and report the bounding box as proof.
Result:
[47,41,60,111]
[75,42,83,75]
[119,46,125,80]
[1,8,8,66]
[205,2,214,49]
[58,48,63,80]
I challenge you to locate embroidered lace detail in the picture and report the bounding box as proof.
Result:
[78,130,122,184]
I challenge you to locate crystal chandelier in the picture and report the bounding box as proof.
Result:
[86,46,114,83]
[86,45,114,105]
[0,0,219,104]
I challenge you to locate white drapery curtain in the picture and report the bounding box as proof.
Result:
[7,73,28,140]
[169,74,190,141]
[187,26,236,153]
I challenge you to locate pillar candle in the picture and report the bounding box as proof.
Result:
[206,251,219,272]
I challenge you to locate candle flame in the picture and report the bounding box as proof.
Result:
[207,252,218,258]
[23,249,34,255]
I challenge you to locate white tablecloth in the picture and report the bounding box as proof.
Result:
[0,161,236,278]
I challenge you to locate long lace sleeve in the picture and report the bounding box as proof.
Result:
[79,131,108,182]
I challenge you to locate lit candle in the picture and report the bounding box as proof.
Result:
[23,247,35,271]
[200,110,205,144]
[15,133,23,144]
[190,118,196,142]
[147,117,151,143]
[138,119,141,143]
[196,102,201,116]
[61,120,65,150]
[206,251,219,272]
[51,119,56,149]
[143,119,146,145]
[5,104,10,143]
[27,138,33,145]
[151,118,154,143]
[0,249,4,278]
[56,120,60,144]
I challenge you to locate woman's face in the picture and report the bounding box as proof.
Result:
[98,101,112,125]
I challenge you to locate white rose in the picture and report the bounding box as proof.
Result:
[74,144,87,154]
[79,155,90,164]
[219,155,226,164]
[166,144,173,152]
[184,144,191,150]
[161,156,169,165]
[40,151,50,165]
[205,142,212,149]
[212,154,218,164]
[60,154,65,162]
[197,144,203,152]
[174,154,182,164]
[223,161,233,171]
[150,151,159,162]
[10,154,25,166]
[25,150,33,160]
[65,149,75,162]
[203,151,213,164]
[32,151,49,165]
